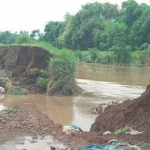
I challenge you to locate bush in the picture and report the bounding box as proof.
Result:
[115,126,132,134]
[74,50,83,61]
[47,50,81,96]
[7,86,27,95]
[37,77,48,89]
[113,45,131,65]
[0,77,12,91]
[89,49,99,62]
[137,142,150,148]
[15,33,35,44]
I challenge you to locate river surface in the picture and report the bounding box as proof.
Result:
[0,63,149,131]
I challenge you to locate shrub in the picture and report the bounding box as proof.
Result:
[15,33,35,44]
[47,50,81,96]
[113,45,131,65]
[0,77,12,91]
[137,142,150,148]
[74,50,83,61]
[89,49,98,62]
[36,77,48,89]
[7,86,27,95]
[115,126,132,134]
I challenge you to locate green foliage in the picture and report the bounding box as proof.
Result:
[0,77,12,91]
[131,45,150,66]
[7,86,27,95]
[41,0,150,66]
[74,50,83,61]
[15,33,35,44]
[0,31,17,44]
[47,50,81,96]
[137,142,150,148]
[112,43,131,65]
[37,77,48,89]
[1,0,150,66]
[115,126,132,134]
[44,21,65,47]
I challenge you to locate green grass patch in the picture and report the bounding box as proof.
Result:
[6,42,59,54]
[137,142,150,148]
[115,126,132,134]
[7,86,27,95]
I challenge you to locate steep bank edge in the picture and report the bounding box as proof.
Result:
[0,45,53,94]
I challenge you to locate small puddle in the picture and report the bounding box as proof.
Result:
[0,136,69,150]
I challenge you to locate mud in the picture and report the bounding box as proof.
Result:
[91,85,150,143]
[0,103,149,150]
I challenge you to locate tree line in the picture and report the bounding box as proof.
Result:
[0,0,150,65]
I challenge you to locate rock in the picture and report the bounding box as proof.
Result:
[50,146,56,150]
[91,85,150,135]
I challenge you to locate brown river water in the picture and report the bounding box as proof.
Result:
[0,63,149,131]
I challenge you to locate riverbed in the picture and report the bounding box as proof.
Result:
[0,63,148,131]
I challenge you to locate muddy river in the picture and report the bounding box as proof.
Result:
[0,63,149,131]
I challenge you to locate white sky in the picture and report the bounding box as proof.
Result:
[0,0,149,33]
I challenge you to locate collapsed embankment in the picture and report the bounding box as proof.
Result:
[0,45,80,96]
[0,45,52,94]
[91,84,150,137]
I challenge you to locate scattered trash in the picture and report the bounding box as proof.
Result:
[108,139,118,144]
[63,124,83,135]
[81,141,142,150]
[126,129,143,135]
[91,104,108,114]
[0,87,5,94]
[70,124,83,132]
[81,144,103,150]
[103,131,112,135]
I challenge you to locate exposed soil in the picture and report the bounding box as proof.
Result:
[0,87,150,150]
[90,84,150,144]
[0,45,53,94]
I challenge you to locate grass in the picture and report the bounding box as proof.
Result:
[137,142,150,148]
[7,86,27,95]
[3,42,60,54]
[115,126,132,134]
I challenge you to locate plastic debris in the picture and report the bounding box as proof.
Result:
[81,141,142,150]
[63,124,83,134]
[103,131,112,135]
[126,130,143,135]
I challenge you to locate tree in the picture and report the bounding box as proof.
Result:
[0,31,17,44]
[15,32,35,44]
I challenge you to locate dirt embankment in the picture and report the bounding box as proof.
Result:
[0,45,52,94]
[91,84,150,137]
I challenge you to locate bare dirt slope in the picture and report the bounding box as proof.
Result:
[0,45,51,72]
[0,45,53,94]
[91,84,150,137]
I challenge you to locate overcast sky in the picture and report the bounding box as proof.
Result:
[0,0,149,33]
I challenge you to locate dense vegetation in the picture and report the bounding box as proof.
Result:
[43,0,150,66]
[0,0,150,66]
[47,50,81,96]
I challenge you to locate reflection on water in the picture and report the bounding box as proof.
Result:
[0,63,147,131]
[0,136,68,150]
[0,95,73,126]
